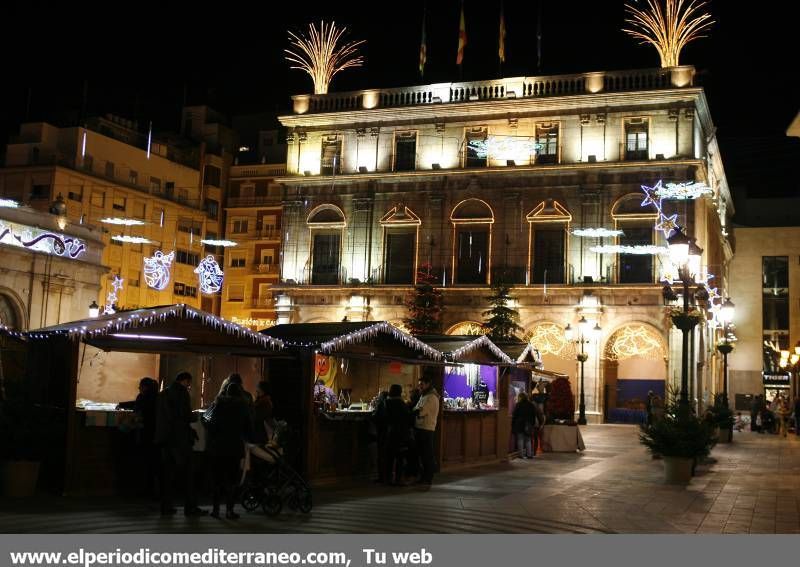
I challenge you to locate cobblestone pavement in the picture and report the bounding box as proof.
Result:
[1,425,799,533]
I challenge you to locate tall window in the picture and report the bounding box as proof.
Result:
[465,129,488,168]
[625,119,649,160]
[384,232,416,284]
[532,229,565,284]
[527,199,571,285]
[231,217,249,234]
[204,165,221,187]
[763,256,789,360]
[619,227,653,283]
[394,133,417,172]
[307,205,346,285]
[535,124,559,165]
[451,199,493,285]
[320,138,342,175]
[311,234,341,284]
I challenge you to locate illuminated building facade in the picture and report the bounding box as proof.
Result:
[275,66,734,421]
[0,108,233,314]
[219,163,285,329]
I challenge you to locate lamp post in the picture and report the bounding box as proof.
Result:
[565,315,601,425]
[663,227,704,407]
[717,298,735,407]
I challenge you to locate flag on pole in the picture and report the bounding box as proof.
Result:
[419,6,427,77]
[456,0,467,66]
[499,3,507,64]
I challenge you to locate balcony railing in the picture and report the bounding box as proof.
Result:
[292,67,693,115]
[226,196,282,208]
[246,298,274,309]
[230,164,287,178]
[252,263,280,275]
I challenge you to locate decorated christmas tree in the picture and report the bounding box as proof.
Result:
[403,263,443,335]
[482,281,523,341]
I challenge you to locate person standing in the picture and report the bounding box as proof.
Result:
[413,375,440,486]
[750,395,761,433]
[794,397,800,436]
[205,382,252,519]
[384,384,412,485]
[512,392,536,459]
[155,372,207,517]
[117,377,159,498]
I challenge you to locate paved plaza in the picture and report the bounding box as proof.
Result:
[2,425,799,534]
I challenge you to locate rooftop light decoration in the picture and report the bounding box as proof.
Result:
[285,21,365,95]
[623,0,714,68]
[101,218,146,226]
[572,228,624,238]
[112,235,152,245]
[591,244,669,255]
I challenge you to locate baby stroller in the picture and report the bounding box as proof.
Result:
[240,420,312,516]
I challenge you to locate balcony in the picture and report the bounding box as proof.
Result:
[251,263,280,276]
[226,196,282,208]
[246,297,274,310]
[292,67,694,115]
[230,164,287,178]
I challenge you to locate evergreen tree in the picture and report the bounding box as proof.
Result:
[403,263,443,335]
[482,281,523,341]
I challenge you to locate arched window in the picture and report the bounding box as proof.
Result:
[612,194,658,284]
[450,199,494,285]
[526,199,571,284]
[307,205,346,285]
[380,204,420,284]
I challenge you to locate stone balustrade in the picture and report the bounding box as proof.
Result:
[292,66,694,115]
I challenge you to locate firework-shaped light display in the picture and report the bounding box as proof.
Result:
[622,0,714,68]
[285,21,365,95]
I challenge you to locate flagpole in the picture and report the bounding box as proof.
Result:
[457,0,466,81]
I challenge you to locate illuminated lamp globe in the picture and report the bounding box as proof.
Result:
[667,227,691,266]
[577,315,589,336]
[794,341,800,356]
[687,238,704,278]
[720,298,735,324]
[564,324,574,341]
[88,301,100,318]
[590,322,602,341]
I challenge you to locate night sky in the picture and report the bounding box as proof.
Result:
[3,1,798,208]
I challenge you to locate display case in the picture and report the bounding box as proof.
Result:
[443,363,499,411]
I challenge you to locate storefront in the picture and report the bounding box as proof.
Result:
[262,322,444,482]
[763,373,791,402]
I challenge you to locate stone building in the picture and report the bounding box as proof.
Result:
[273,66,734,422]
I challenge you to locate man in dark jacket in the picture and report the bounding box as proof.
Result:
[117,377,159,497]
[155,372,207,517]
[512,392,537,458]
[384,384,412,485]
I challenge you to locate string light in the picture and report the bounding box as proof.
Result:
[143,250,175,290]
[100,218,146,226]
[0,199,19,208]
[199,239,238,247]
[0,220,86,259]
[447,335,513,364]
[104,275,124,315]
[655,181,712,200]
[112,235,153,244]
[590,244,669,255]
[572,228,624,238]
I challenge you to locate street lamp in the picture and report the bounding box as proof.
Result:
[565,315,600,425]
[716,297,735,406]
[663,227,705,407]
[88,301,100,318]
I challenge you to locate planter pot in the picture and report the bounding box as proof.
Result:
[663,456,693,483]
[2,461,41,497]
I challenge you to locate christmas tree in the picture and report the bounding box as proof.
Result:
[482,281,523,341]
[403,263,443,335]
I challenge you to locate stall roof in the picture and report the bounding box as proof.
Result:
[496,341,543,365]
[416,335,513,364]
[262,321,442,361]
[27,304,285,356]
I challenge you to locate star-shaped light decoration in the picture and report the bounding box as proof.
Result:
[640,181,662,208]
[707,287,720,302]
[655,213,679,238]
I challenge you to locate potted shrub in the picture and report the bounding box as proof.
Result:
[639,398,716,483]
[708,393,734,443]
[0,400,51,497]
[546,377,575,423]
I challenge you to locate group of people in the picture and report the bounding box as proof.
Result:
[371,375,440,486]
[749,394,800,437]
[119,371,275,520]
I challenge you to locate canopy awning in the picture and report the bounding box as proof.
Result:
[27,304,285,356]
[262,321,443,362]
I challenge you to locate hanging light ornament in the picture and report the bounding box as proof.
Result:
[104,275,124,315]
[573,228,625,238]
[285,21,365,95]
[590,244,670,255]
[112,235,152,245]
[655,181,713,200]
[622,0,714,68]
[143,250,175,291]
[195,255,224,294]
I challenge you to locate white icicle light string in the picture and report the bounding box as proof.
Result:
[316,322,443,360]
[449,335,513,364]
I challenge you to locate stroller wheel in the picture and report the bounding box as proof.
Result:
[241,486,262,512]
[262,491,282,516]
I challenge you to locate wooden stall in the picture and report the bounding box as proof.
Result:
[262,322,443,483]
[416,335,515,470]
[27,304,287,495]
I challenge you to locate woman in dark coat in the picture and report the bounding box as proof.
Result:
[512,392,537,459]
[205,382,252,519]
[117,377,159,497]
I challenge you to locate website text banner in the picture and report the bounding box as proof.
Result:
[0,534,782,567]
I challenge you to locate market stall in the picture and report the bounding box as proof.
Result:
[416,335,514,469]
[25,304,286,495]
[262,322,443,482]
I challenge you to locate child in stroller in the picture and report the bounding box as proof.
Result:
[240,420,312,516]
